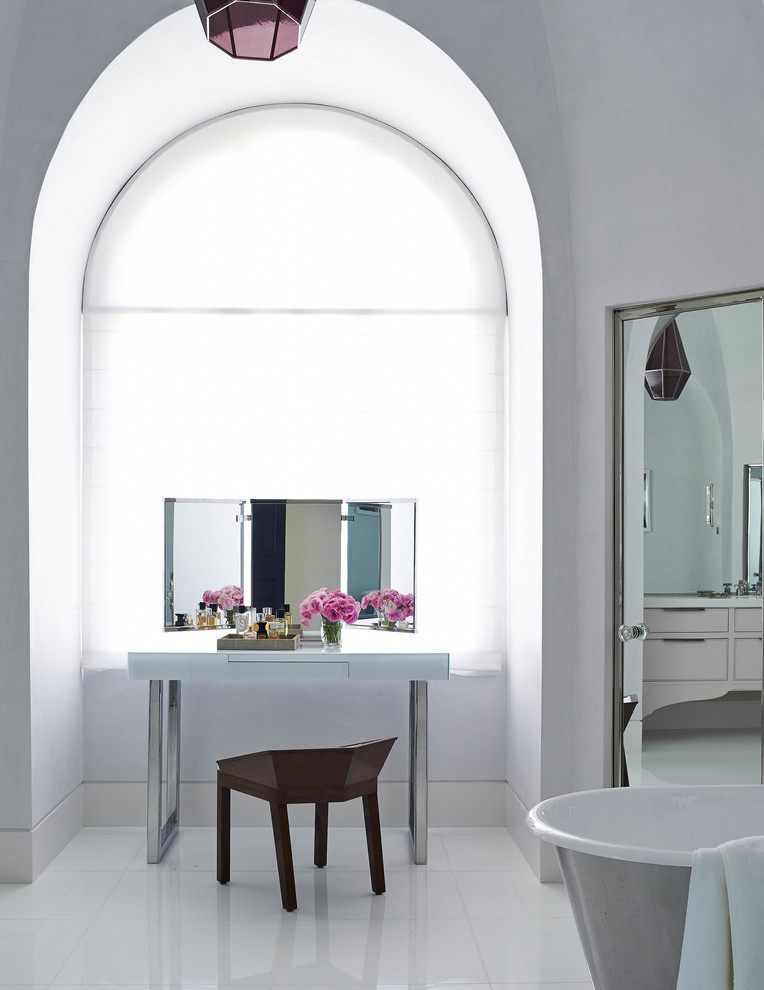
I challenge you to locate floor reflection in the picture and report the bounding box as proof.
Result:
[3,826,590,987]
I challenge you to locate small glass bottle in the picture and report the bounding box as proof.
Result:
[247,606,257,632]
[256,615,268,640]
[235,604,249,634]
[209,603,220,628]
[270,607,287,638]
[196,601,208,629]
[264,606,276,637]
[283,603,292,630]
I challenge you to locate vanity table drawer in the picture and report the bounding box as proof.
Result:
[643,638,728,681]
[644,608,728,634]
[734,609,763,633]
[733,638,763,681]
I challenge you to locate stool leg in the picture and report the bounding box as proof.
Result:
[217,779,231,885]
[362,791,385,895]
[314,803,329,868]
[270,802,297,911]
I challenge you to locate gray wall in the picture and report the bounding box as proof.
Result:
[538,0,764,796]
[0,0,188,829]
[4,0,764,836]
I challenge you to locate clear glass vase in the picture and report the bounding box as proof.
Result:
[378,613,397,631]
[321,617,343,651]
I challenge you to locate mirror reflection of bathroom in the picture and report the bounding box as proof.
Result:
[620,295,764,786]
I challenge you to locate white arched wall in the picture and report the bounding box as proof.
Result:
[28,0,542,875]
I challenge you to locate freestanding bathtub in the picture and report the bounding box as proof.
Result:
[527,784,764,990]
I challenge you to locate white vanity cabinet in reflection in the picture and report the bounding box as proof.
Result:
[642,603,762,716]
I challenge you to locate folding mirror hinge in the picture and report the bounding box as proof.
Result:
[236,514,252,522]
[341,514,355,522]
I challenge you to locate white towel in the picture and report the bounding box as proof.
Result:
[676,836,764,990]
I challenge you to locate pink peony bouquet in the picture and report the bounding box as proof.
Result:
[203,585,244,611]
[203,585,244,626]
[300,588,360,649]
[361,588,414,629]
[299,587,361,626]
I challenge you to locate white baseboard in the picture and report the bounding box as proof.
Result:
[84,780,508,828]
[0,785,84,883]
[1,780,510,882]
[0,830,32,884]
[506,783,562,883]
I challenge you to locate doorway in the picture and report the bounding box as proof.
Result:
[613,289,764,787]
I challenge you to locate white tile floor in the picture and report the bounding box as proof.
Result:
[0,826,593,989]
[630,727,762,785]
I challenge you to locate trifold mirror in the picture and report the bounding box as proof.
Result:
[164,498,416,632]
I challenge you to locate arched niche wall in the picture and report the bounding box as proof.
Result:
[81,103,509,671]
[28,0,542,815]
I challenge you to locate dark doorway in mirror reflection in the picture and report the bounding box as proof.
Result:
[250,500,287,609]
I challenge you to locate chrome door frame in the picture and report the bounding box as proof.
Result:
[612,286,764,787]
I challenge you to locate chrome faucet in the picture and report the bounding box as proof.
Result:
[736,579,748,597]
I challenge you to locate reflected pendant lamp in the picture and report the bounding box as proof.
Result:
[644,319,691,400]
[194,0,316,61]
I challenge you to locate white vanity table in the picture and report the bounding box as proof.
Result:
[642,595,763,716]
[127,629,450,866]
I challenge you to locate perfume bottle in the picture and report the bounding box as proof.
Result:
[256,616,268,640]
[264,607,276,638]
[196,602,208,629]
[283,603,292,630]
[235,604,249,634]
[274,607,287,638]
[209,603,220,628]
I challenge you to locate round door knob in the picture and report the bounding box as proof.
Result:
[618,623,648,642]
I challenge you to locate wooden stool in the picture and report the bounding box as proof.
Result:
[216,737,397,911]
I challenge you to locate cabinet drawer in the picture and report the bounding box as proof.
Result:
[734,608,763,633]
[644,608,728,634]
[643,638,728,681]
[733,638,763,681]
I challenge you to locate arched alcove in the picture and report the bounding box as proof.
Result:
[81,102,508,668]
[27,0,542,852]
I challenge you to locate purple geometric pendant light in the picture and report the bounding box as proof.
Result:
[194,0,316,61]
[644,319,692,401]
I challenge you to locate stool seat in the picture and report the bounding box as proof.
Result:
[217,738,396,911]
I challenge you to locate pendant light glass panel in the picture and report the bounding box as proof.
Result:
[644,319,692,400]
[196,0,314,61]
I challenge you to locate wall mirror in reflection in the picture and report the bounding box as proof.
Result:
[164,497,416,632]
[744,464,762,587]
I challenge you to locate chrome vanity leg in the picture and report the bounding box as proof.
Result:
[166,679,181,847]
[409,679,428,864]
[147,679,181,864]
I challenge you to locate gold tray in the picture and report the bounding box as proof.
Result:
[217,633,300,651]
